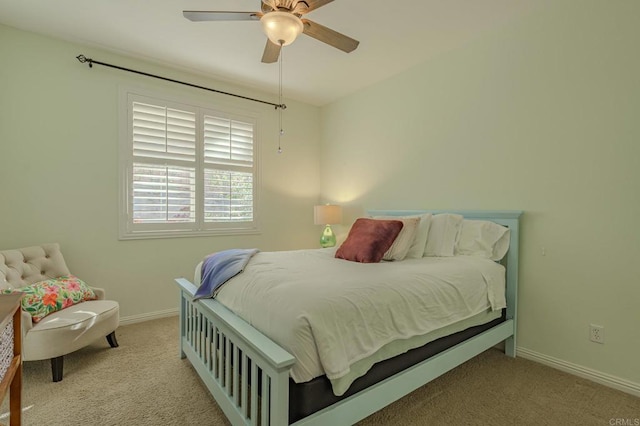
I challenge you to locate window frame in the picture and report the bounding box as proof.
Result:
[119,88,260,240]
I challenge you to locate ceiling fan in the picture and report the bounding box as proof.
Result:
[183,0,360,63]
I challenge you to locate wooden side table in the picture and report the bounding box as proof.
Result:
[0,294,22,426]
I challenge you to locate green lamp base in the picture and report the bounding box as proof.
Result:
[320,224,337,248]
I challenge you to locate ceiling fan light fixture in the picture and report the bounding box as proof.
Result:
[260,11,303,46]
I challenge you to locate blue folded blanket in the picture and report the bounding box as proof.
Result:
[194,248,259,300]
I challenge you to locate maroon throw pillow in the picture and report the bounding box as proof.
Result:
[335,218,404,263]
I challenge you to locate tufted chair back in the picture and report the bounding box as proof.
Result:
[0,243,70,290]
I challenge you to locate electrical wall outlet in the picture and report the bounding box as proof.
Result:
[590,324,604,344]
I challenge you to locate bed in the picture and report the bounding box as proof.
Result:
[175,210,522,425]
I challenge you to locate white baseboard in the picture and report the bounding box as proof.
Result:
[120,308,178,325]
[517,347,640,398]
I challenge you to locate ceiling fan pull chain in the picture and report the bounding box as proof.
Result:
[278,41,285,154]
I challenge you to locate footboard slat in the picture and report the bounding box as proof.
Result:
[209,325,220,378]
[233,344,240,405]
[218,331,224,381]
[262,370,270,425]
[177,278,295,426]
[225,337,232,393]
[191,304,196,348]
[204,320,210,369]
[196,311,202,357]
[250,360,259,425]
[241,351,249,418]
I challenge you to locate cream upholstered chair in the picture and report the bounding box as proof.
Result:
[0,243,119,382]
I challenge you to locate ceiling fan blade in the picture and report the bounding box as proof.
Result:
[297,0,335,14]
[261,39,282,63]
[302,19,359,53]
[183,11,261,22]
[261,0,277,12]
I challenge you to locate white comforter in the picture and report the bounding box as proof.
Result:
[214,248,506,394]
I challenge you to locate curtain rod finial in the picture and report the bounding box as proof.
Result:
[76,54,93,68]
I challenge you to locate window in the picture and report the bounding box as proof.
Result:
[120,92,258,239]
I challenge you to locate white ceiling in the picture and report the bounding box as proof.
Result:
[0,0,544,106]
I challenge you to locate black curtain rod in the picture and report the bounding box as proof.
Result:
[76,54,285,110]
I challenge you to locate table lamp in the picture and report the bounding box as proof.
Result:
[314,204,342,248]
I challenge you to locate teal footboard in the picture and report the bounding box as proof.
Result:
[177,277,294,425]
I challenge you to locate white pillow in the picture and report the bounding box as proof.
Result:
[405,213,432,259]
[424,213,464,257]
[366,216,418,261]
[372,214,431,260]
[384,216,420,261]
[455,219,510,261]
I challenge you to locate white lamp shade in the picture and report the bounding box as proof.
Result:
[314,205,342,225]
[260,11,304,46]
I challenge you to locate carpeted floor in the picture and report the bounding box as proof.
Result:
[1,316,638,425]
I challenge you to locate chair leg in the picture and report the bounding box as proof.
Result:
[106,331,119,348]
[51,356,64,382]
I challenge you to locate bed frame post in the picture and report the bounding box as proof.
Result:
[271,370,291,425]
[503,215,520,358]
[179,290,187,359]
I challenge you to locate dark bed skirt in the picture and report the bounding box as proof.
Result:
[289,313,506,423]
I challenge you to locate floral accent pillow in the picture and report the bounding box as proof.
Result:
[2,275,97,323]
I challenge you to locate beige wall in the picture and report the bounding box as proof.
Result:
[0,24,321,321]
[320,2,640,387]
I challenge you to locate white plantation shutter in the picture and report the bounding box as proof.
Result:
[132,164,195,223]
[204,116,254,167]
[131,101,197,224]
[121,93,258,239]
[204,169,253,222]
[203,115,254,222]
[132,103,196,162]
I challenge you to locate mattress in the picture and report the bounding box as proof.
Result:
[197,248,507,396]
[326,308,502,395]
[289,311,505,422]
